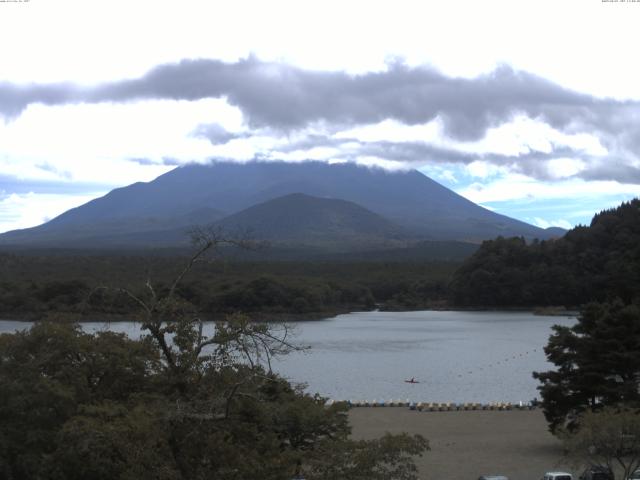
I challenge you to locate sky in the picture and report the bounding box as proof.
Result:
[1,0,639,233]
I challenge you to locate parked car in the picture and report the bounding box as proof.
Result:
[628,469,640,480]
[542,472,572,480]
[478,476,509,480]
[579,466,613,480]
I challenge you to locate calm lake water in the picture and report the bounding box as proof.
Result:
[0,310,575,403]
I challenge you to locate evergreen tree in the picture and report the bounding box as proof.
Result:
[451,199,640,307]
[533,300,640,433]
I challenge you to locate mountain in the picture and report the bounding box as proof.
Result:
[0,160,561,250]
[0,207,226,248]
[51,193,409,251]
[216,193,408,247]
[544,226,568,237]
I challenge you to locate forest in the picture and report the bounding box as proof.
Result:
[2,200,640,320]
[0,253,456,321]
[450,199,640,307]
[1,199,639,322]
[0,234,428,479]
[2,200,640,478]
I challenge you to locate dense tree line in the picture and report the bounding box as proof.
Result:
[0,255,456,319]
[450,199,640,307]
[0,235,428,479]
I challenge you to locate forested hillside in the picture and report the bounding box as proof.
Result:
[450,199,640,307]
[0,255,457,320]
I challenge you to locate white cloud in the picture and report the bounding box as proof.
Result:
[0,99,243,184]
[419,165,459,184]
[0,0,638,236]
[478,204,497,212]
[334,116,608,177]
[354,156,411,171]
[438,169,458,184]
[0,191,104,233]
[546,158,586,179]
[458,174,640,204]
[531,217,573,230]
[2,0,639,100]
[447,116,607,158]
[466,161,507,179]
[277,146,341,163]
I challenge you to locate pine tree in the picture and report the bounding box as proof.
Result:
[534,300,640,433]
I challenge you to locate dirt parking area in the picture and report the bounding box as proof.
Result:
[349,408,574,480]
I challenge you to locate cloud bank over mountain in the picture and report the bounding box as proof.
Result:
[1,57,637,187]
[1,53,640,235]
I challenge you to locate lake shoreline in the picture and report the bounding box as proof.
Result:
[0,304,578,323]
[0,309,353,324]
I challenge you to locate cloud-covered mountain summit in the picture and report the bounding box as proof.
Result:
[0,161,560,250]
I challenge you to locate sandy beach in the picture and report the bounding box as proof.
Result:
[349,408,573,480]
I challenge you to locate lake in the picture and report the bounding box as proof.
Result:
[0,310,575,403]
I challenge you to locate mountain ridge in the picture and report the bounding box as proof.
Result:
[0,160,563,251]
[217,192,410,247]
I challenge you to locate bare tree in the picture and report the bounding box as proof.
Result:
[91,226,302,394]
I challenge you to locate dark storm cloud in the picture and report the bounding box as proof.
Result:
[0,82,85,117]
[191,123,249,145]
[577,162,640,184]
[2,57,635,141]
[90,59,636,142]
[2,57,639,183]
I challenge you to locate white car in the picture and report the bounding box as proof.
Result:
[543,472,572,480]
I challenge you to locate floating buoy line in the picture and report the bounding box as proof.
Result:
[324,399,539,410]
[320,347,544,411]
[443,348,540,379]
